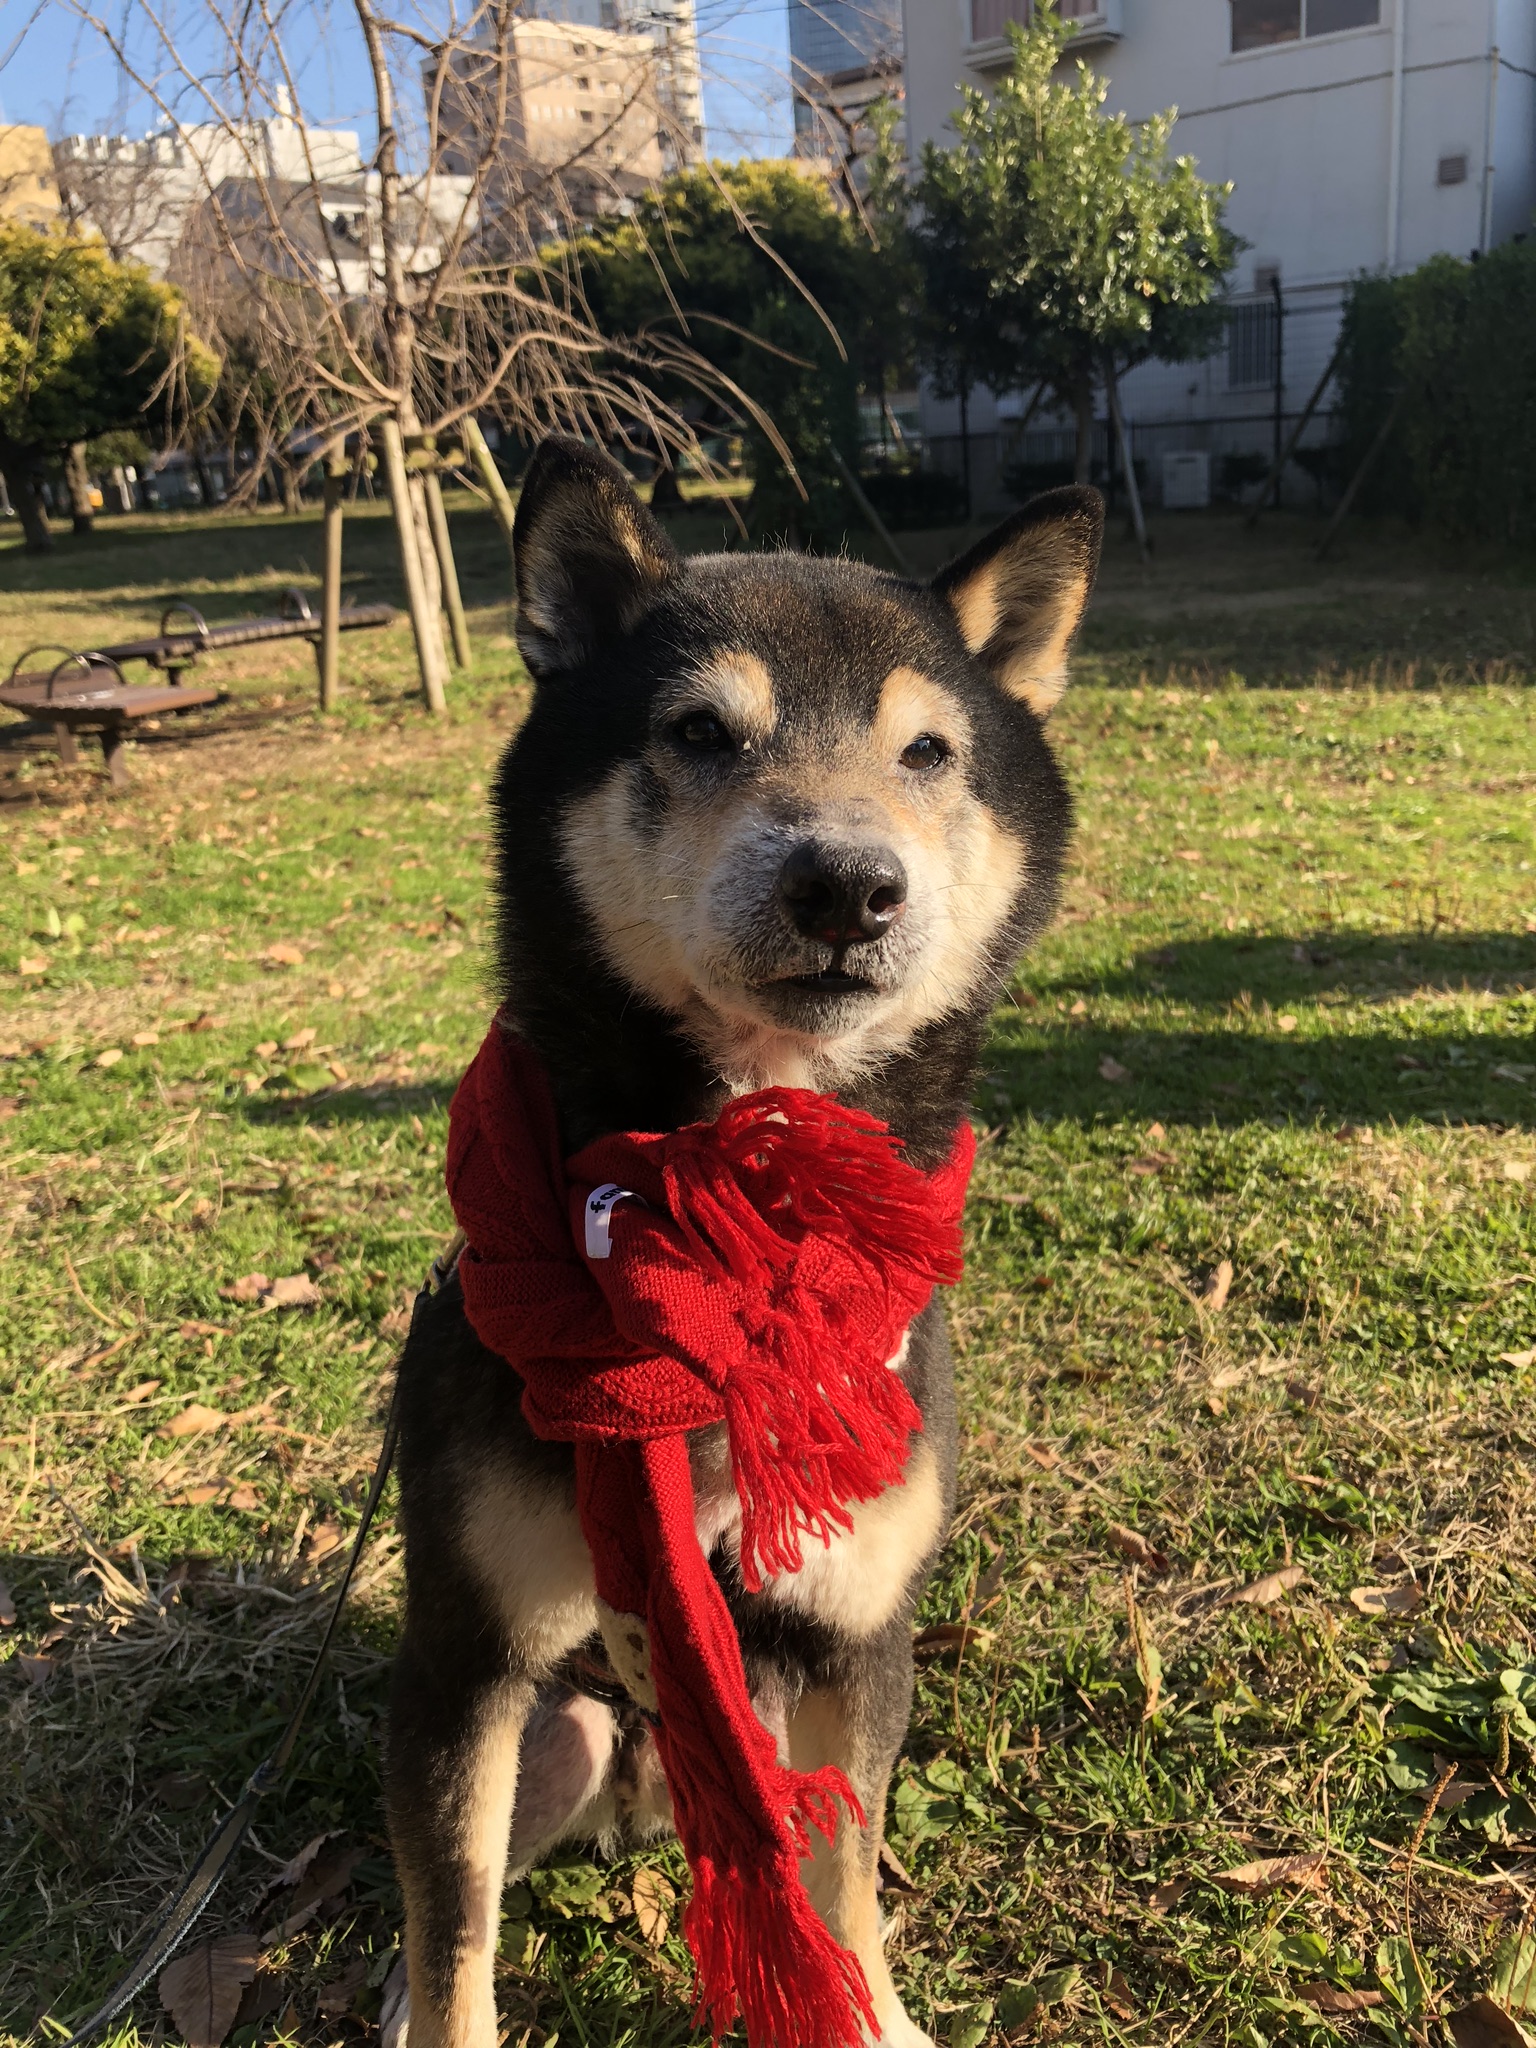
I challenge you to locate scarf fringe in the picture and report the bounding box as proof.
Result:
[684,1772,878,2048]
[664,1090,962,1589]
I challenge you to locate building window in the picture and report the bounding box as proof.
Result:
[1228,299,1278,389]
[971,0,1029,40]
[1231,0,1378,50]
[1437,153,1469,186]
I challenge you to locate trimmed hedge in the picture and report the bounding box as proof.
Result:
[1336,240,1536,544]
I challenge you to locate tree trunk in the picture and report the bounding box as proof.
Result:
[65,443,96,535]
[0,444,53,553]
[1073,381,1096,485]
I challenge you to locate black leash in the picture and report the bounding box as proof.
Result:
[51,1242,456,2048]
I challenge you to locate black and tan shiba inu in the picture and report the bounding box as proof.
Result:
[386,439,1103,2048]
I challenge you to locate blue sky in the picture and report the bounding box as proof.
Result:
[0,0,794,158]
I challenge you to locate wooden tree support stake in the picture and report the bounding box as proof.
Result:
[319,446,347,712]
[1105,362,1151,569]
[379,417,449,715]
[1246,334,1347,529]
[463,418,517,580]
[424,470,472,670]
[829,446,914,577]
[1315,387,1407,561]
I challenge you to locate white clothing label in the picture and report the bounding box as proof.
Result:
[584,1182,634,1260]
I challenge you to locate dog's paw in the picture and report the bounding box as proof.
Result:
[380,1956,410,2048]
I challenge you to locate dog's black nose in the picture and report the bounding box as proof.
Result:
[778,841,908,946]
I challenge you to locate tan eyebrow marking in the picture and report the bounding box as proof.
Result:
[871,665,969,760]
[658,649,776,746]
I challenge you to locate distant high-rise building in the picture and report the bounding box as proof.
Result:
[786,0,902,184]
[518,0,704,171]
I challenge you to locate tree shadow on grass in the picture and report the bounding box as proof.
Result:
[1034,929,1536,1011]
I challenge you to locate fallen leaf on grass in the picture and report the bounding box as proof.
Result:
[262,1273,320,1309]
[1127,1151,1176,1176]
[0,1576,13,1625]
[302,1519,345,1563]
[179,1322,228,1340]
[1350,1583,1423,1616]
[1210,1366,1248,1391]
[132,1030,160,1046]
[1223,1565,1306,1607]
[876,1842,918,1895]
[1106,1524,1170,1575]
[1101,1967,1138,2021]
[159,1935,263,2048]
[1021,1442,1060,1472]
[1285,1378,1321,1408]
[913,1622,995,1657]
[261,1842,366,1940]
[1497,1348,1536,1370]
[1415,1773,1482,1812]
[1202,1259,1234,1312]
[1212,1852,1327,1898]
[272,1833,334,1890]
[1297,1984,1384,2015]
[1277,1013,1299,1032]
[162,1403,228,1438]
[316,1960,368,2016]
[1148,1876,1188,1914]
[17,1654,55,1684]
[282,1027,317,1050]
[122,1379,162,1403]
[632,1866,676,1945]
[1505,1161,1531,1183]
[219,1272,320,1309]
[96,1047,124,1068]
[1449,1999,1534,2048]
[1098,1055,1130,1083]
[165,1482,260,1509]
[263,942,304,967]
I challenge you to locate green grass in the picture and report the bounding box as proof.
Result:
[2,502,1535,2048]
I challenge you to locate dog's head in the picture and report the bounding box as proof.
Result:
[494,438,1101,1100]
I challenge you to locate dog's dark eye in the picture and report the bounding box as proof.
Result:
[672,711,733,753]
[900,733,951,772]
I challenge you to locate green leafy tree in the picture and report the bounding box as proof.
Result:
[558,160,901,544]
[912,4,1238,483]
[0,223,216,552]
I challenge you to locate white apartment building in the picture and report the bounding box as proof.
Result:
[902,0,1536,505]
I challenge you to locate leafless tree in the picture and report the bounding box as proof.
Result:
[54,0,772,706]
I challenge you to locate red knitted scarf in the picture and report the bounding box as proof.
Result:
[445,1020,975,2048]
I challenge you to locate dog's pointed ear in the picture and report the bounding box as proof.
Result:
[932,487,1104,716]
[513,436,678,679]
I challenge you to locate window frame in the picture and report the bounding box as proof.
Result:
[1229,0,1381,54]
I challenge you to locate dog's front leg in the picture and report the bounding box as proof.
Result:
[788,1631,934,2048]
[387,1627,536,2048]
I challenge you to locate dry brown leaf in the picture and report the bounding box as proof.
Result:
[254,1041,278,1058]
[283,1027,317,1049]
[1098,1055,1130,1083]
[166,1484,230,1506]
[876,1842,918,1895]
[1203,1259,1234,1312]
[1102,1967,1138,2020]
[159,1934,263,2048]
[1497,1348,1536,1370]
[1106,1524,1170,1576]
[1210,1366,1248,1391]
[1224,1565,1305,1607]
[163,1403,228,1438]
[1127,1151,1177,1176]
[1449,1998,1534,2048]
[262,1844,366,1940]
[219,1273,270,1303]
[275,1832,336,1889]
[263,942,304,967]
[96,1047,124,1068]
[316,1960,368,2016]
[303,1519,345,1563]
[261,1274,321,1309]
[1148,1877,1188,1914]
[1277,1013,1298,1032]
[1297,1984,1384,2015]
[180,1322,229,1340]
[0,1575,15,1626]
[632,1866,676,1946]
[132,1029,160,1047]
[18,1653,55,1684]
[1285,1378,1321,1408]
[1350,1582,1423,1616]
[1021,1442,1060,1472]
[1212,1852,1327,1898]
[225,1485,260,1511]
[913,1622,995,1657]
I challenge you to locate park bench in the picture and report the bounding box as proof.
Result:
[0,649,220,787]
[0,588,396,785]
[91,588,397,686]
